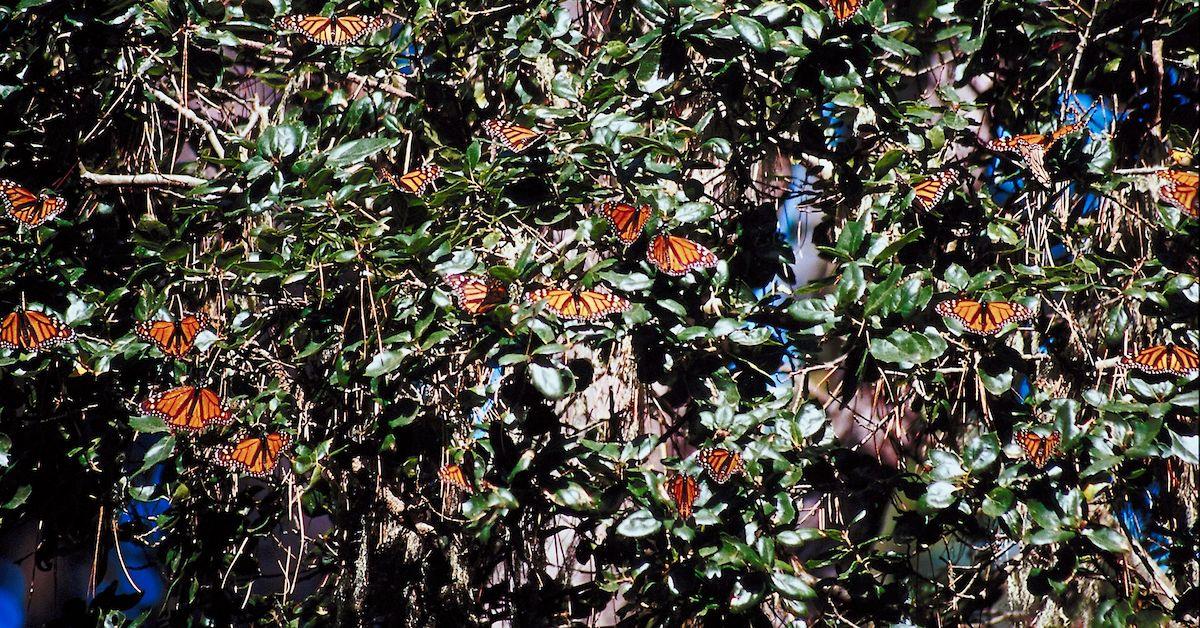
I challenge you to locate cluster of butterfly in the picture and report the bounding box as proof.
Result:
[0,305,290,477]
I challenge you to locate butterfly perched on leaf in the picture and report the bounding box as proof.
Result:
[0,309,75,352]
[1121,344,1200,377]
[647,234,718,276]
[217,432,290,477]
[666,473,699,519]
[140,386,233,432]
[438,463,474,494]
[445,274,508,315]
[135,312,210,358]
[911,170,960,211]
[376,161,444,196]
[1,179,66,228]
[1157,169,1198,217]
[698,447,744,484]
[823,0,863,24]
[935,298,1035,336]
[481,119,542,153]
[590,201,653,245]
[1015,430,1061,468]
[525,288,631,321]
[985,119,1087,185]
[274,14,392,46]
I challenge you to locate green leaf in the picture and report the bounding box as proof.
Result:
[730,15,770,52]
[1083,527,1130,554]
[365,350,407,377]
[616,509,662,537]
[530,363,572,400]
[258,124,302,159]
[326,137,397,167]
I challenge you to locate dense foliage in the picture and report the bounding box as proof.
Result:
[0,0,1197,625]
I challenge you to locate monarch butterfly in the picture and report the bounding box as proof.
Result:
[666,473,699,519]
[481,119,542,153]
[0,309,75,352]
[912,170,960,211]
[698,447,744,484]
[275,14,392,46]
[985,120,1086,186]
[1015,430,1061,468]
[1158,169,1198,217]
[135,312,210,358]
[647,234,718,276]
[823,0,863,24]
[140,386,233,432]
[590,201,653,245]
[1121,344,1200,377]
[377,161,444,195]
[935,298,1034,336]
[526,288,631,321]
[217,432,290,477]
[0,179,66,228]
[445,274,508,315]
[438,463,474,494]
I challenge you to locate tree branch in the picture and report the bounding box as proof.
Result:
[79,165,240,192]
[149,87,227,159]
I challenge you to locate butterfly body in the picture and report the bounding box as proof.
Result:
[218,433,290,477]
[823,0,863,24]
[647,234,718,276]
[1015,430,1061,468]
[935,298,1034,336]
[275,14,392,46]
[377,162,444,195]
[438,463,474,494]
[590,201,652,245]
[481,119,542,153]
[698,447,744,484]
[141,386,233,432]
[445,274,508,315]
[135,313,209,357]
[985,121,1085,186]
[0,179,66,228]
[1158,169,1198,217]
[0,309,75,352]
[912,170,960,211]
[1122,344,1200,377]
[666,473,699,519]
[526,288,630,320]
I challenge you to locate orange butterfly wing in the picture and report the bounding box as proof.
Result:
[140,386,233,432]
[0,309,75,352]
[592,202,652,245]
[699,447,744,484]
[445,274,508,314]
[935,298,1033,336]
[1122,344,1200,376]
[647,234,718,276]
[135,313,208,357]
[526,288,631,320]
[219,433,290,477]
[481,119,541,152]
[438,463,474,494]
[276,14,390,45]
[666,473,699,519]
[1016,430,1060,468]
[1159,170,1198,217]
[1,179,65,227]
[823,0,863,24]
[912,170,959,210]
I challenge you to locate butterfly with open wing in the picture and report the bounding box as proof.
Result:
[912,170,960,211]
[376,161,444,196]
[985,119,1087,186]
[1158,169,1198,217]
[935,298,1035,336]
[647,234,719,276]
[135,312,210,358]
[823,0,863,25]
[445,274,508,315]
[275,14,392,46]
[1121,344,1200,377]
[589,201,653,246]
[698,447,745,484]
[140,386,234,433]
[0,309,75,352]
[0,179,66,228]
[1015,430,1061,468]
[216,432,291,477]
[526,287,631,321]
[666,473,699,519]
[481,119,542,153]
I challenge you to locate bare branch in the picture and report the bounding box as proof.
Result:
[149,87,227,159]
